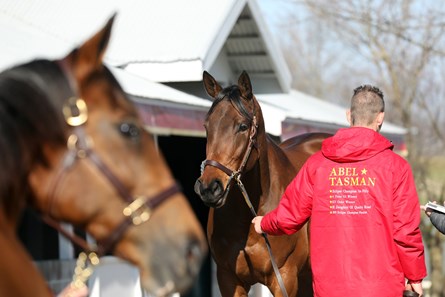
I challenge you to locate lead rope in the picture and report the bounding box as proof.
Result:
[237,117,288,297]
[234,175,289,297]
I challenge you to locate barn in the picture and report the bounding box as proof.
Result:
[0,0,407,296]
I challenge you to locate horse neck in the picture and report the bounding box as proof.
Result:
[233,133,288,215]
[0,61,69,220]
[253,135,296,213]
[216,138,270,224]
[0,211,52,297]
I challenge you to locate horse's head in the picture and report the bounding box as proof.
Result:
[9,16,207,295]
[194,71,263,208]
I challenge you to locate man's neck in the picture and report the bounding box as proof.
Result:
[351,125,378,132]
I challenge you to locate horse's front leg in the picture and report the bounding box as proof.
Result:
[267,267,299,297]
[268,279,297,297]
[216,267,249,297]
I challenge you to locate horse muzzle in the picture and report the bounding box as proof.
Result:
[141,232,207,296]
[194,178,229,208]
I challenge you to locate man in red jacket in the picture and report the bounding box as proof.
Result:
[252,85,427,297]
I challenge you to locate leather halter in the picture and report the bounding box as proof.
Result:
[41,61,181,286]
[200,99,289,297]
[201,115,258,190]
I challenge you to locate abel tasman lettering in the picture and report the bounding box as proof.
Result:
[328,167,376,187]
[328,167,375,216]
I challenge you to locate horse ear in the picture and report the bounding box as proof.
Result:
[238,71,253,100]
[203,71,222,100]
[68,13,116,85]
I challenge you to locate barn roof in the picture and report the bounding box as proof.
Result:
[110,67,211,109]
[106,0,292,92]
[0,1,118,71]
[258,91,407,135]
[0,0,406,138]
[0,0,291,92]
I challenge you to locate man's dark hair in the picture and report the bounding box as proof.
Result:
[350,85,385,126]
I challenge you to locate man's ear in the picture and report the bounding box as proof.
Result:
[346,110,352,126]
[377,112,385,125]
[376,112,385,131]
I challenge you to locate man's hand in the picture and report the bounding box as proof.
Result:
[406,281,423,297]
[58,284,88,297]
[251,216,264,234]
[411,282,423,297]
[420,201,436,217]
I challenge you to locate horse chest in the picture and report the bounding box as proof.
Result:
[209,225,271,275]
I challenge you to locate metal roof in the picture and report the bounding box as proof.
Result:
[120,0,291,91]
[110,67,211,109]
[0,0,120,71]
[257,91,407,135]
[0,0,405,137]
[0,0,291,91]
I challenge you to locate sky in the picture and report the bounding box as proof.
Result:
[258,0,286,21]
[258,0,298,31]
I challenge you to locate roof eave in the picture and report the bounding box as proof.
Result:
[247,0,292,93]
[203,0,247,71]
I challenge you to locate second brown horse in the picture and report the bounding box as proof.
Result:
[195,71,330,297]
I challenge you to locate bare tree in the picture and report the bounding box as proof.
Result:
[272,0,445,295]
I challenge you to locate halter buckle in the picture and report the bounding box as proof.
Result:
[67,134,93,157]
[123,197,151,225]
[63,97,88,127]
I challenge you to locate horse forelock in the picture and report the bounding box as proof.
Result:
[0,60,72,216]
[206,85,255,122]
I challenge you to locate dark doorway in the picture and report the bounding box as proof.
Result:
[158,135,211,297]
[17,208,60,260]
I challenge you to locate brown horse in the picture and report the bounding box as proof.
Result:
[194,71,330,297]
[0,16,207,297]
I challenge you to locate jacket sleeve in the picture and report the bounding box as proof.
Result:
[430,212,445,235]
[260,158,314,235]
[392,161,427,281]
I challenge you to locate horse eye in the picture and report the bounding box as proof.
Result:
[239,123,249,132]
[119,122,140,138]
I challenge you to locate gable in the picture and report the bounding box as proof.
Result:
[120,0,291,93]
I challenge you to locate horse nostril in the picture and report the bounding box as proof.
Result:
[194,179,202,195]
[185,240,204,275]
[209,179,222,195]
[186,241,202,260]
[195,178,222,197]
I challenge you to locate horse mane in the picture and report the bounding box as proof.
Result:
[0,59,72,217]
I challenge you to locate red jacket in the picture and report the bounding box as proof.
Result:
[261,127,427,297]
